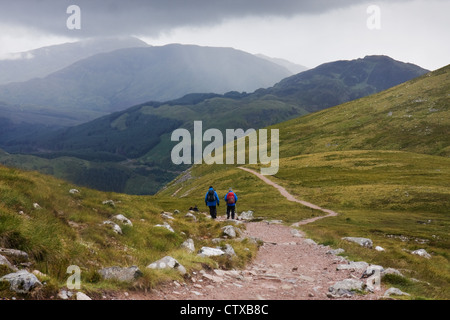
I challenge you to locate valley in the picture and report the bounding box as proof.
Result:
[0,39,448,301]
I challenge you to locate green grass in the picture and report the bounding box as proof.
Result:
[158,65,450,299]
[0,165,259,299]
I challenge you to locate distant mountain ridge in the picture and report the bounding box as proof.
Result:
[0,55,431,195]
[0,44,292,125]
[0,37,149,85]
[259,55,429,112]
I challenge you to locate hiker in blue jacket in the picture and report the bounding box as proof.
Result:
[224,188,238,220]
[205,186,219,219]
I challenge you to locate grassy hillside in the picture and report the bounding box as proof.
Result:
[275,64,449,157]
[158,64,450,299]
[0,164,258,299]
[0,56,429,195]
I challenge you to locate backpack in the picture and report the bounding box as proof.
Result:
[226,192,235,204]
[207,190,215,202]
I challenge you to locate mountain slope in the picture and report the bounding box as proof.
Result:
[158,64,450,299]
[261,55,429,112]
[0,56,432,195]
[0,44,292,125]
[0,37,149,85]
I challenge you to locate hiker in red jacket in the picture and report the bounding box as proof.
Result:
[224,188,238,219]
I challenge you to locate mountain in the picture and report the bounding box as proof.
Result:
[0,65,448,301]
[157,64,450,299]
[0,44,292,125]
[258,55,429,112]
[256,54,308,74]
[0,56,433,195]
[0,37,149,85]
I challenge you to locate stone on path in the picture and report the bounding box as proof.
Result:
[328,278,366,298]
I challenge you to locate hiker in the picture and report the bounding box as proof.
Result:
[205,186,219,219]
[224,188,238,219]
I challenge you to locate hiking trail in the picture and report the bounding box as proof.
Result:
[114,168,384,300]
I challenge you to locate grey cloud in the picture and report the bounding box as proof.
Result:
[0,0,411,37]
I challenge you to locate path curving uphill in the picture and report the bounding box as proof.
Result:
[117,167,385,301]
[238,167,338,226]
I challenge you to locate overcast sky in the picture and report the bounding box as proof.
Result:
[0,0,449,70]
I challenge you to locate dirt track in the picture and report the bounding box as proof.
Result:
[114,168,384,301]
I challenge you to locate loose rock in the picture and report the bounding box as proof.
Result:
[181,239,195,253]
[98,266,143,282]
[0,254,17,271]
[76,292,92,300]
[113,214,133,226]
[342,237,373,248]
[336,261,369,271]
[0,270,42,294]
[411,249,431,259]
[239,211,254,220]
[147,256,186,275]
[328,278,366,298]
[222,225,238,238]
[0,248,29,263]
[197,247,225,257]
[383,287,410,298]
[102,220,122,234]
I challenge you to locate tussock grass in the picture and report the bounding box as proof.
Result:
[0,164,259,299]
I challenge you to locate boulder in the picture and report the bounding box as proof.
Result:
[57,289,73,300]
[0,270,42,293]
[411,249,431,259]
[147,256,186,275]
[113,214,133,226]
[102,220,122,234]
[222,225,238,238]
[221,244,236,256]
[197,247,226,257]
[336,261,369,271]
[328,278,366,298]
[0,254,17,271]
[342,237,373,248]
[362,265,384,278]
[181,239,195,253]
[0,248,29,263]
[154,222,174,233]
[239,211,254,220]
[98,266,143,282]
[326,248,345,255]
[102,200,115,207]
[161,212,175,220]
[383,268,404,278]
[76,292,92,300]
[185,212,197,221]
[383,287,410,298]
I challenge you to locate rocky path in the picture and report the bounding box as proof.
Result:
[117,168,386,301]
